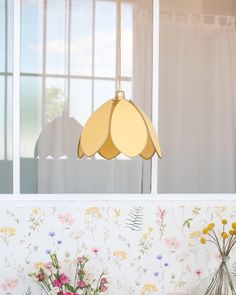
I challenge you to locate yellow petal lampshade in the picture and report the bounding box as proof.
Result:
[78,91,162,160]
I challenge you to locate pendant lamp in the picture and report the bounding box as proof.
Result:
[78,0,162,160]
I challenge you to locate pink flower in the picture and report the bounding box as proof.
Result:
[92,247,100,255]
[78,280,86,288]
[58,213,75,226]
[0,278,19,292]
[165,237,180,251]
[37,273,45,282]
[60,273,70,284]
[195,268,203,277]
[44,262,52,268]
[100,278,107,284]
[53,278,62,287]
[77,256,87,263]
[156,207,167,219]
[100,284,108,292]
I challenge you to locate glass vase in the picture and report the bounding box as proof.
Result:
[196,256,236,295]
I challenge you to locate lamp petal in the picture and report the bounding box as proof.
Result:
[130,101,162,158]
[98,134,120,160]
[140,135,155,160]
[110,99,148,157]
[78,139,85,158]
[79,99,114,157]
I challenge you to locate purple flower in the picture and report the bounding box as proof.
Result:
[46,249,51,254]
[164,262,169,267]
[154,271,159,277]
[49,231,55,237]
[57,240,62,245]
[156,255,162,260]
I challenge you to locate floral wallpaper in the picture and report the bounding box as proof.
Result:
[0,202,236,295]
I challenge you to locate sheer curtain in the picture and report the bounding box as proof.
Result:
[158,11,236,193]
[19,0,153,194]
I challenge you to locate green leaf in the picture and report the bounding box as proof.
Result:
[66,284,76,293]
[183,218,193,228]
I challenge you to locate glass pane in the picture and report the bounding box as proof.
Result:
[70,0,93,76]
[0,0,5,72]
[21,77,42,158]
[158,0,236,193]
[95,0,116,77]
[0,0,13,194]
[45,78,66,124]
[46,0,66,74]
[70,79,92,126]
[94,79,115,110]
[21,0,43,73]
[122,3,133,77]
[20,0,152,194]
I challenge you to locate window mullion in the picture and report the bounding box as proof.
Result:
[151,0,159,194]
[13,0,21,195]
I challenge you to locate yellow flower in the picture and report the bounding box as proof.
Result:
[0,226,8,233]
[143,233,148,240]
[202,228,209,235]
[32,208,39,215]
[229,229,234,235]
[208,223,215,230]
[86,207,102,219]
[34,262,45,270]
[200,237,207,244]
[148,227,154,233]
[141,284,158,295]
[189,231,202,239]
[8,227,16,237]
[221,219,228,225]
[232,223,236,229]
[114,209,121,218]
[221,232,229,239]
[113,250,127,260]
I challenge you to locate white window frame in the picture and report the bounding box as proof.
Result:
[2,0,231,202]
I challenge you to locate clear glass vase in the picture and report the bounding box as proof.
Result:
[195,256,236,295]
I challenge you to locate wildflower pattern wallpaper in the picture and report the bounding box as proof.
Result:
[0,201,236,295]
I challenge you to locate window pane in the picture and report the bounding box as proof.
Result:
[21,77,42,158]
[70,79,92,126]
[45,78,66,124]
[95,1,116,77]
[20,0,152,194]
[0,0,13,194]
[122,3,133,77]
[94,79,115,110]
[21,0,43,73]
[46,0,66,74]
[158,0,236,193]
[70,0,93,76]
[0,0,5,72]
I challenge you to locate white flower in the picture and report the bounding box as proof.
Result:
[51,267,58,275]
[44,269,51,276]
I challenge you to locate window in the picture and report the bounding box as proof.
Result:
[158,0,236,193]
[18,0,153,194]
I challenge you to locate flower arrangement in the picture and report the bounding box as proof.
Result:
[200,219,236,256]
[29,253,108,295]
[199,219,236,295]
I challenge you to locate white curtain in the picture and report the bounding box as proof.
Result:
[158,12,236,193]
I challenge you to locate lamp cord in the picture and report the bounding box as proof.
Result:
[117,0,122,91]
